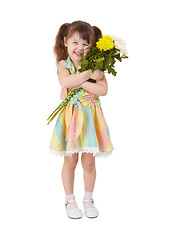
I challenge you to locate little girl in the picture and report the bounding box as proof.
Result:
[50,21,114,219]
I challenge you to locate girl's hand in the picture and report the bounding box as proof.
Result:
[90,69,104,81]
[69,85,82,91]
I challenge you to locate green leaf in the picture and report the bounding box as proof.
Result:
[82,53,85,62]
[108,66,117,76]
[114,53,121,61]
[93,57,104,62]
[121,55,128,59]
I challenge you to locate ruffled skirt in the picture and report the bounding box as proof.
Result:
[50,93,114,158]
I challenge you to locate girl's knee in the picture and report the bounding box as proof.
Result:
[81,153,95,172]
[84,162,95,172]
[64,153,79,169]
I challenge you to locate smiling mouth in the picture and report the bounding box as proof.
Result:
[75,52,83,56]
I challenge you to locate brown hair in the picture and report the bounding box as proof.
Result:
[53,20,102,65]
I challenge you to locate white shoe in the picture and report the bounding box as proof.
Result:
[65,199,82,219]
[83,199,99,218]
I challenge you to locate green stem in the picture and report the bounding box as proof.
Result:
[47,88,82,125]
[47,105,61,121]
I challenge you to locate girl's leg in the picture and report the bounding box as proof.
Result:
[81,153,98,211]
[81,152,96,192]
[61,153,80,211]
[61,153,79,194]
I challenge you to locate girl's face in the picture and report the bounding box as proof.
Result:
[64,32,91,64]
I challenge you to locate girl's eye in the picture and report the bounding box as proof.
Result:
[84,44,89,47]
[73,41,78,44]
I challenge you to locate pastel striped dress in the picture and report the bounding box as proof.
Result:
[50,56,114,157]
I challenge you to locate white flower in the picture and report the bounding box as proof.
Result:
[110,35,128,56]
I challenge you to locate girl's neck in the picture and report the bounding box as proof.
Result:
[71,59,79,72]
[73,62,79,72]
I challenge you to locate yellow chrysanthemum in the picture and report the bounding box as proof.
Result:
[96,35,114,51]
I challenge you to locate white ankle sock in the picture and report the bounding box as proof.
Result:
[83,191,95,209]
[65,193,79,211]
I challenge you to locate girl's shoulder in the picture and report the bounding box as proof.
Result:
[58,58,70,68]
[57,59,69,76]
[57,57,75,75]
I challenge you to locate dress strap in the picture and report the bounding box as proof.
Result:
[59,60,65,64]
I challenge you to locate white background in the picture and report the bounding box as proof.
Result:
[0,0,179,239]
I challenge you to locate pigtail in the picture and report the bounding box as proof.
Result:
[92,26,102,44]
[53,23,68,65]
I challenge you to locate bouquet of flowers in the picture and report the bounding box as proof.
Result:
[47,35,128,125]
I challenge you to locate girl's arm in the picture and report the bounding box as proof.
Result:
[71,74,107,96]
[57,63,91,88]
[81,75,108,96]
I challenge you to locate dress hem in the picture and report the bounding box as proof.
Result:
[50,147,112,158]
